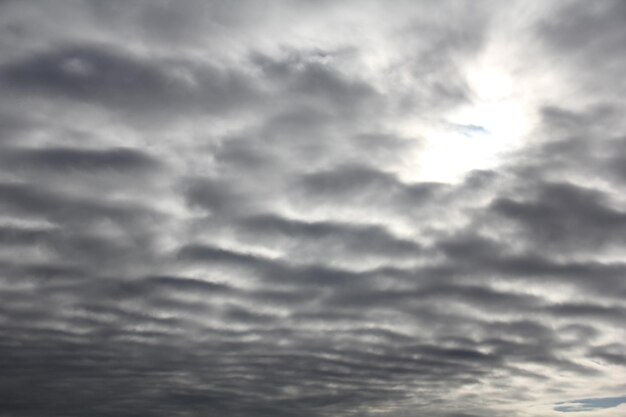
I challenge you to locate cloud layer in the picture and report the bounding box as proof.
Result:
[1,1,626,416]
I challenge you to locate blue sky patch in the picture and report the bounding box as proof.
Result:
[555,395,626,412]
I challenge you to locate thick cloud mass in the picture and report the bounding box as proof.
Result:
[1,1,626,416]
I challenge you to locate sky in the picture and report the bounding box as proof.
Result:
[0,1,625,416]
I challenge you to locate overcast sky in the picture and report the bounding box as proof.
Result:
[1,1,626,416]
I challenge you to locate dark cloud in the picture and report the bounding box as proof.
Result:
[0,146,161,173]
[296,163,442,210]
[491,181,626,250]
[238,214,423,261]
[252,49,380,117]
[540,0,626,68]
[0,181,160,227]
[535,0,626,109]
[0,43,260,118]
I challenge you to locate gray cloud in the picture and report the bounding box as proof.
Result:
[1,1,626,417]
[491,181,626,251]
[0,43,261,120]
[0,146,161,173]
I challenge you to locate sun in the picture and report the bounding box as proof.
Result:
[409,63,533,183]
